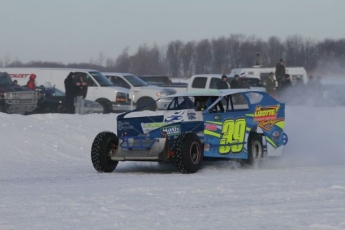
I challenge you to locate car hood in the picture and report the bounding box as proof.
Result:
[106,86,130,93]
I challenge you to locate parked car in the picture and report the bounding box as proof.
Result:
[91,89,288,174]
[28,85,103,114]
[0,71,40,114]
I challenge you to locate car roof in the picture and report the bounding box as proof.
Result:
[161,89,252,98]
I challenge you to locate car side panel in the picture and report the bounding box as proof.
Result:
[203,110,251,159]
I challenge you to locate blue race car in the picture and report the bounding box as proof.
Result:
[91,89,288,173]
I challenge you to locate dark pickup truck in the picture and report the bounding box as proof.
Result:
[0,72,40,114]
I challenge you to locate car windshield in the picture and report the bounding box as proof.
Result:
[0,72,14,86]
[124,75,148,87]
[89,71,114,87]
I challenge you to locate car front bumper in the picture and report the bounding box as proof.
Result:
[112,102,131,113]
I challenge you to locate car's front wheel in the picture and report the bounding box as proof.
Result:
[91,131,119,172]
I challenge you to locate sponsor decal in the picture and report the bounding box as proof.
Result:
[164,111,185,122]
[258,118,284,131]
[254,105,280,122]
[205,124,217,131]
[161,125,181,136]
[141,122,166,133]
[272,130,281,142]
[10,74,30,79]
[187,111,196,120]
[118,121,134,130]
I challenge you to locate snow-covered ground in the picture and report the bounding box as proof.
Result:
[1,106,345,230]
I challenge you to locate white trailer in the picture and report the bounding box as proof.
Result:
[229,66,308,85]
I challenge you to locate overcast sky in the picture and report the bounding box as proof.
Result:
[0,0,344,64]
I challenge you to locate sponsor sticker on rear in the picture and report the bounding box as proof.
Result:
[161,125,181,136]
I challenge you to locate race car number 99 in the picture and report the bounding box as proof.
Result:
[219,118,246,154]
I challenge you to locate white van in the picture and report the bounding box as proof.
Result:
[0,67,131,113]
[229,66,308,85]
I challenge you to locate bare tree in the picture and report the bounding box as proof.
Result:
[130,44,164,75]
[227,34,246,69]
[180,41,195,77]
[211,37,230,73]
[266,36,285,66]
[194,39,212,74]
[166,40,183,77]
[238,36,264,68]
[284,35,305,67]
[114,48,131,72]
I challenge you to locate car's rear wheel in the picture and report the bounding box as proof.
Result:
[91,131,119,172]
[241,133,264,167]
[175,133,203,174]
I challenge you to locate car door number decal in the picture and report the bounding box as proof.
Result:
[219,118,246,154]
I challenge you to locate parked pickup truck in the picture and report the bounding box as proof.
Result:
[0,72,40,114]
[188,74,266,92]
[103,72,177,111]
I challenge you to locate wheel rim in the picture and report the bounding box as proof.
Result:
[252,140,263,160]
[189,141,201,164]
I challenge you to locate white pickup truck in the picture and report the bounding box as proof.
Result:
[103,72,177,111]
[187,74,266,92]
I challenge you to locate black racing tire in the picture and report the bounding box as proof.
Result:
[137,98,157,111]
[242,133,264,167]
[175,133,203,174]
[91,131,119,172]
[96,100,111,114]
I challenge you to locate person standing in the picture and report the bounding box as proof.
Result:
[26,74,37,90]
[275,59,286,88]
[75,75,88,114]
[230,74,241,89]
[217,74,230,89]
[239,72,250,89]
[265,72,277,98]
[64,72,76,114]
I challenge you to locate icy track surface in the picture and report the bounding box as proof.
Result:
[1,106,345,230]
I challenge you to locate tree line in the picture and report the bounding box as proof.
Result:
[2,34,345,78]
